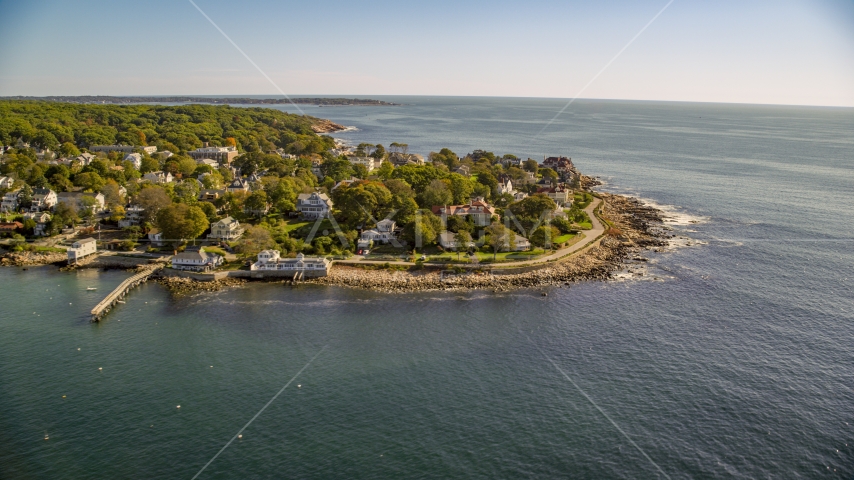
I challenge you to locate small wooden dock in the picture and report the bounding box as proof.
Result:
[90,264,163,322]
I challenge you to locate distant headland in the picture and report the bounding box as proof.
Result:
[0,96,400,106]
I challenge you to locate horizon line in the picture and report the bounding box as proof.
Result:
[1,94,852,110]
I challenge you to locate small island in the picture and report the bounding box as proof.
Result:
[0,100,671,308]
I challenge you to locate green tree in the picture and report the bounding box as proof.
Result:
[101,180,124,207]
[540,168,558,182]
[235,225,274,257]
[59,142,81,158]
[139,157,160,174]
[484,222,515,260]
[173,179,200,204]
[197,201,219,224]
[530,225,560,248]
[244,190,269,217]
[523,159,539,173]
[135,186,172,222]
[155,203,209,245]
[455,230,473,260]
[419,179,453,208]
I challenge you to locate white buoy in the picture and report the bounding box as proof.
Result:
[297,384,301,388]
[77,348,80,351]
[238,434,242,439]
[98,367,102,371]
[177,405,181,409]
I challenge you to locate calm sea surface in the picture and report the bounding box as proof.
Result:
[1,97,853,479]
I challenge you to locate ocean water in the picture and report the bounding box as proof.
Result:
[1,97,853,479]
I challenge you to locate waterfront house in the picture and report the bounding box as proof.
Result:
[208,216,244,241]
[296,192,333,219]
[438,232,475,250]
[171,248,223,272]
[513,233,532,251]
[142,171,173,184]
[542,156,574,175]
[67,238,97,263]
[123,153,143,170]
[251,251,331,275]
[30,188,57,212]
[431,198,496,227]
[188,145,238,164]
[359,219,397,244]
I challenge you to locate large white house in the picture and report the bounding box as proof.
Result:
[171,248,223,272]
[1,189,20,212]
[208,216,244,241]
[0,176,14,189]
[296,192,333,219]
[142,171,173,184]
[30,188,57,212]
[67,238,97,264]
[56,192,106,213]
[123,153,143,170]
[347,156,377,172]
[251,251,330,274]
[360,219,397,244]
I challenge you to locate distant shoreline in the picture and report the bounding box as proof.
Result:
[0,96,399,106]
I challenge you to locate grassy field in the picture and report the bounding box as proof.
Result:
[283,218,312,234]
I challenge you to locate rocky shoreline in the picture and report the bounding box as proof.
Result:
[311,119,347,133]
[0,249,67,267]
[307,191,670,293]
[152,275,246,296]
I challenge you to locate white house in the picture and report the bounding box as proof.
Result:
[24,211,51,236]
[0,176,15,189]
[67,238,97,263]
[1,189,20,212]
[296,192,332,219]
[75,153,96,166]
[226,178,249,193]
[438,232,475,250]
[360,219,397,244]
[123,153,143,170]
[148,229,163,247]
[56,192,106,213]
[497,175,514,195]
[251,251,330,274]
[208,216,244,241]
[30,187,57,212]
[347,156,377,172]
[118,205,145,228]
[171,248,223,272]
[142,171,173,184]
[513,233,532,251]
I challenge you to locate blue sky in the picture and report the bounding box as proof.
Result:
[0,0,852,106]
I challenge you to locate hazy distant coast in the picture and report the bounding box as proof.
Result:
[0,96,399,106]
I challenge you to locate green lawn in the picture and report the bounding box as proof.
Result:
[283,219,311,234]
[554,233,574,244]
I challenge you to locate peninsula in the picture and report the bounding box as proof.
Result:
[0,96,399,106]
[0,100,671,304]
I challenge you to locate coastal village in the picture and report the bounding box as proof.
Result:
[0,101,668,310]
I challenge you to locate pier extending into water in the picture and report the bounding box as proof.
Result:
[90,263,164,322]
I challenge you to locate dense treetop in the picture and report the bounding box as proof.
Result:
[0,100,334,155]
